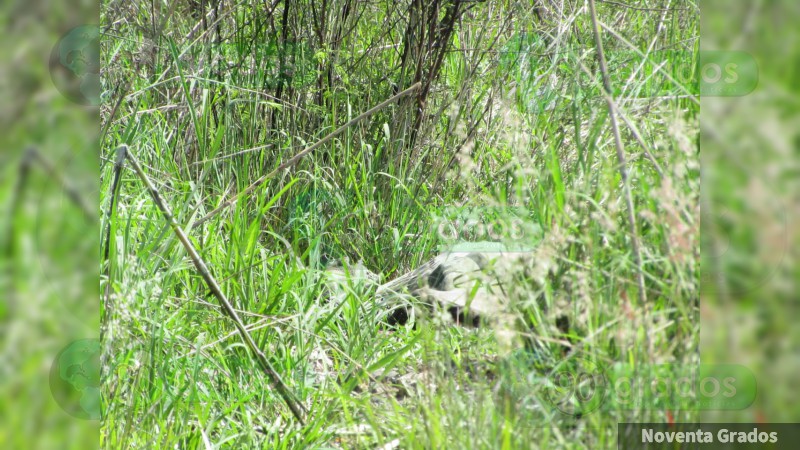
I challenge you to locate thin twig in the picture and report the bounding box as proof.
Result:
[587,0,648,308]
[123,145,308,424]
[101,82,128,142]
[190,82,422,230]
[596,0,688,12]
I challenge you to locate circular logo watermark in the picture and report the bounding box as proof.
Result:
[49,25,101,105]
[499,350,607,416]
[539,356,608,416]
[49,339,101,420]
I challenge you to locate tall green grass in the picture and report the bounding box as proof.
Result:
[101,1,698,447]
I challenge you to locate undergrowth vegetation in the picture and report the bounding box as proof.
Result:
[101,0,699,447]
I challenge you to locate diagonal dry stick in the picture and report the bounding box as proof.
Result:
[123,145,307,424]
[190,82,422,230]
[587,0,648,310]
